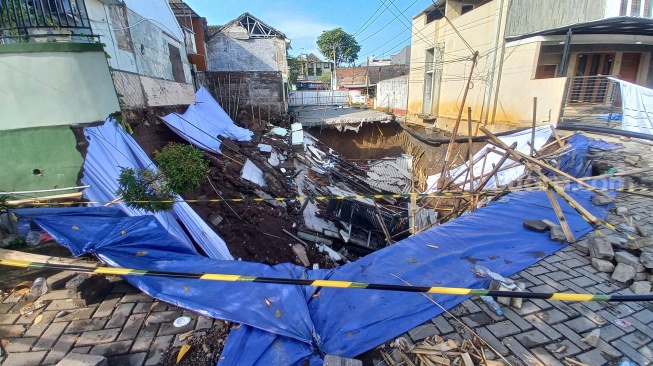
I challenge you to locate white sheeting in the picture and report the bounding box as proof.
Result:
[160,87,253,153]
[241,159,266,187]
[610,77,653,135]
[123,0,184,42]
[425,126,552,193]
[82,120,233,260]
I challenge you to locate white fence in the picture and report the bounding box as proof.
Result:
[289,90,349,106]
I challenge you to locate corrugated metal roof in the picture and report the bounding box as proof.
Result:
[362,154,413,194]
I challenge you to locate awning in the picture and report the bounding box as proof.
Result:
[506,16,653,42]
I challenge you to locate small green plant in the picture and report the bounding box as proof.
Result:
[0,195,8,214]
[116,143,209,212]
[1,3,57,42]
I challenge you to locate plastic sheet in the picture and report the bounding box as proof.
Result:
[609,78,653,135]
[82,119,233,260]
[15,179,615,365]
[425,126,552,192]
[556,133,623,177]
[160,87,253,153]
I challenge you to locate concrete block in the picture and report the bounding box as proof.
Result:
[630,281,651,294]
[47,271,78,290]
[591,258,615,273]
[629,236,653,250]
[209,214,223,227]
[591,196,613,206]
[641,252,653,269]
[635,272,648,281]
[612,263,637,283]
[572,241,590,255]
[608,236,628,249]
[56,353,107,366]
[589,237,614,260]
[496,283,513,306]
[541,219,559,229]
[511,282,526,309]
[523,220,548,233]
[615,251,640,268]
[550,226,565,243]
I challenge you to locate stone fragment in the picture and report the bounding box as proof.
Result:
[634,272,648,281]
[616,206,628,215]
[550,226,565,243]
[630,281,651,294]
[56,353,108,366]
[496,283,514,306]
[541,219,559,229]
[641,252,653,269]
[607,236,628,249]
[511,282,526,309]
[581,329,601,347]
[591,258,615,273]
[612,263,637,283]
[523,220,548,233]
[589,237,614,260]
[635,225,648,237]
[209,214,223,227]
[624,157,639,166]
[572,241,590,254]
[615,251,640,268]
[591,196,613,206]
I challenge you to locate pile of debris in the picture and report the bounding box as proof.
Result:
[381,335,505,366]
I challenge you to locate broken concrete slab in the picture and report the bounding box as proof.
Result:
[591,196,613,206]
[209,214,223,227]
[550,226,565,243]
[615,251,640,268]
[640,252,653,269]
[292,244,310,267]
[630,281,651,294]
[612,263,637,283]
[591,258,615,273]
[56,353,107,366]
[572,241,590,255]
[589,237,614,260]
[523,220,548,233]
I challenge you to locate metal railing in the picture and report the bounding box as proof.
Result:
[558,75,622,130]
[0,0,94,43]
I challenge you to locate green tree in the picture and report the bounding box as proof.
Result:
[117,143,209,212]
[287,55,300,86]
[317,28,361,67]
[317,71,331,89]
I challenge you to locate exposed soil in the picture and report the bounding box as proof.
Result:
[158,321,229,366]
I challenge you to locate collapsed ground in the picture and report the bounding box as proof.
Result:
[130,119,481,267]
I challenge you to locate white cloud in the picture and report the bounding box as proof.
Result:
[256,11,338,57]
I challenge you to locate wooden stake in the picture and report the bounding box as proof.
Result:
[375,213,394,245]
[546,188,576,243]
[467,107,475,211]
[440,52,480,181]
[480,126,602,226]
[550,125,564,148]
[474,143,516,191]
[530,97,537,157]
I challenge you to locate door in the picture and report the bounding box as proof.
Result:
[569,53,614,103]
[620,53,641,83]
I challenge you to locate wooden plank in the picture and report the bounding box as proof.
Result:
[480,127,603,226]
[0,248,100,267]
[550,125,565,148]
[461,353,474,366]
[545,188,576,243]
[8,192,82,206]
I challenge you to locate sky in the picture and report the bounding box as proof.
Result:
[184,0,436,64]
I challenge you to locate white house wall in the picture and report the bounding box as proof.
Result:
[122,0,184,42]
[505,0,609,37]
[85,0,138,73]
[207,35,287,76]
[376,75,409,111]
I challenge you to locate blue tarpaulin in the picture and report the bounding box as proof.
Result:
[81,120,233,260]
[556,133,623,177]
[160,86,253,153]
[14,179,615,365]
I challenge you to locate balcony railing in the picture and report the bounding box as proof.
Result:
[0,0,95,43]
[558,75,623,130]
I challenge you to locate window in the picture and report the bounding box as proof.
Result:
[168,44,186,83]
[423,48,435,114]
[425,5,444,24]
[620,0,629,15]
[461,4,475,14]
[316,65,322,76]
[535,65,557,79]
[308,63,315,76]
[632,0,642,16]
[645,0,652,17]
[324,63,330,69]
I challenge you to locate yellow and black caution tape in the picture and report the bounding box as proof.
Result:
[1,259,651,302]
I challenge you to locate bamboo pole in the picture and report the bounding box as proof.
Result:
[545,188,576,243]
[467,107,475,211]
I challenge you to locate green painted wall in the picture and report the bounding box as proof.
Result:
[0,126,83,196]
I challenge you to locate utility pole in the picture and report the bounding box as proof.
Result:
[365,57,370,105]
[331,43,338,91]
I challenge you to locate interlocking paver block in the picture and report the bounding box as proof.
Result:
[117,314,145,341]
[32,320,68,351]
[93,298,120,319]
[56,352,108,366]
[621,330,652,349]
[104,303,134,329]
[474,327,509,356]
[76,329,119,346]
[589,236,615,260]
[144,335,174,366]
[90,340,133,357]
[612,263,637,283]
[146,310,182,324]
[523,314,562,340]
[0,324,26,337]
[106,353,147,366]
[131,323,159,353]
[531,347,565,366]
[5,337,36,352]
[486,320,521,338]
[407,324,439,341]
[3,351,47,366]
[43,334,77,364]
[431,315,454,334]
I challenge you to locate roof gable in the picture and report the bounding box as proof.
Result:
[208,13,287,40]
